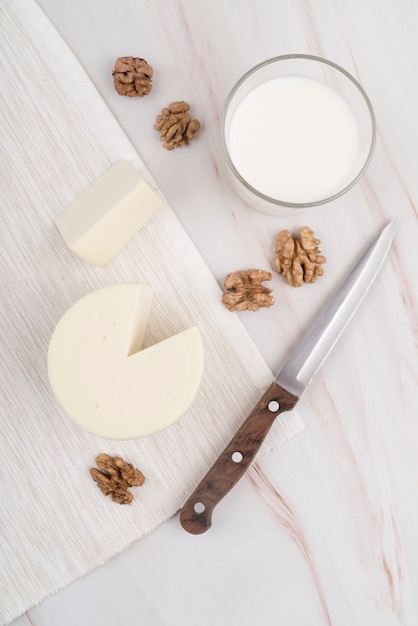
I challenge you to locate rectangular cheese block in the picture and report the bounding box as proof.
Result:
[55,161,163,266]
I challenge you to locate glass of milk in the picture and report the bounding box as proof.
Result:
[221,54,376,215]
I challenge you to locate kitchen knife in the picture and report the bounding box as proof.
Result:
[180,221,396,534]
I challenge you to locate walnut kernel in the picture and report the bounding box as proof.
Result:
[112,56,153,97]
[222,269,274,312]
[90,454,145,505]
[155,101,201,149]
[273,227,326,287]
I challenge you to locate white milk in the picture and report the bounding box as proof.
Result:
[227,76,360,204]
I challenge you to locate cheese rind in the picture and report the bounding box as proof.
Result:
[47,284,204,440]
[55,161,163,266]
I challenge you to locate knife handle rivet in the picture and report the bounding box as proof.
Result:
[193,502,205,514]
[268,400,280,412]
[231,451,243,463]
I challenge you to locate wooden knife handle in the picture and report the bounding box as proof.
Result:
[180,380,298,534]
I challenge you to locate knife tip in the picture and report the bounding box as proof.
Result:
[382,219,397,243]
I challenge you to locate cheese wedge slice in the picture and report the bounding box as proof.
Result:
[55,161,163,266]
[47,284,204,439]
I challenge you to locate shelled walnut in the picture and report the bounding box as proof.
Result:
[112,56,153,96]
[154,101,200,149]
[273,227,326,287]
[222,269,274,312]
[90,453,145,505]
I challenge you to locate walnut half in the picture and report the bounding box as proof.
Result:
[112,56,153,97]
[273,227,326,287]
[222,269,274,312]
[155,101,201,150]
[90,454,145,505]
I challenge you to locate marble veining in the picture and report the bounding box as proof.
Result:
[248,463,333,626]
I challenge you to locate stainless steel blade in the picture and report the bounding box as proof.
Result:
[276,221,396,397]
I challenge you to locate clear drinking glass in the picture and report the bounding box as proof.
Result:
[221,54,376,216]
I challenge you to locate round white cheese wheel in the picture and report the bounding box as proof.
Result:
[48,284,204,439]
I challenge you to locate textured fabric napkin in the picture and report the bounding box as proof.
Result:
[0,1,304,623]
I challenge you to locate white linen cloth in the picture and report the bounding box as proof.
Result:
[0,1,304,623]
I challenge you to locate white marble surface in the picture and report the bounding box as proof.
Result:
[9,0,418,624]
